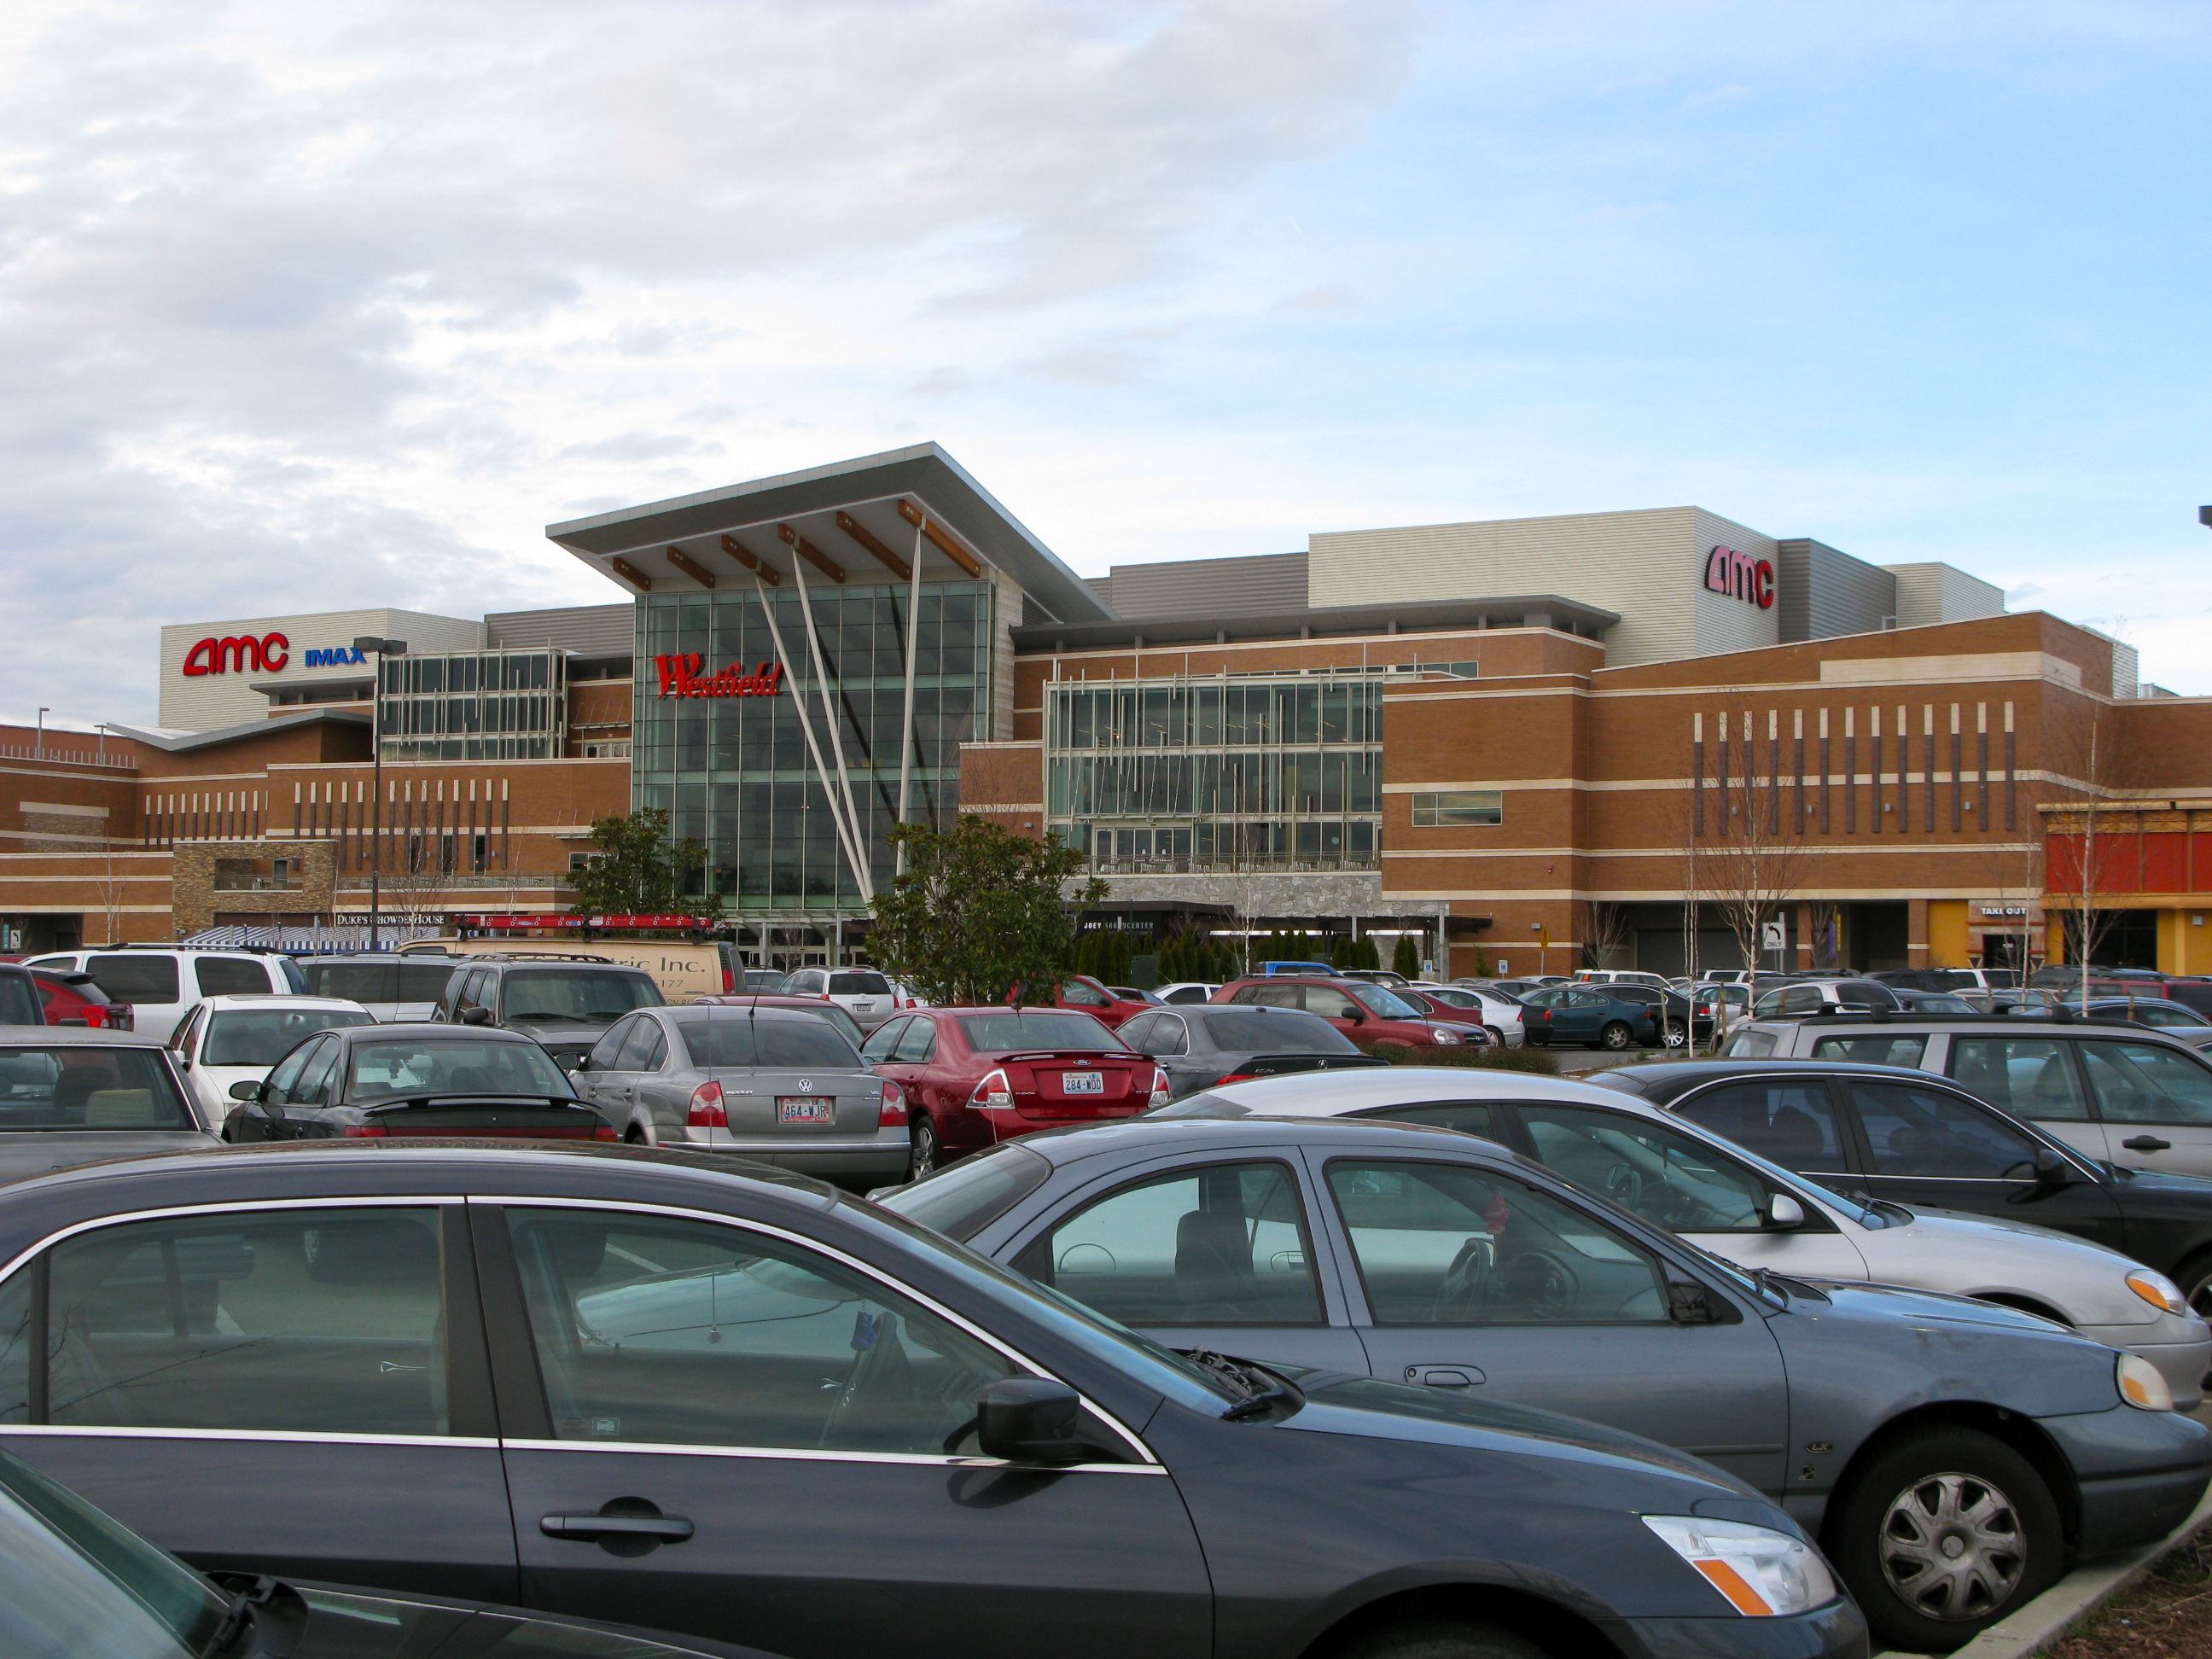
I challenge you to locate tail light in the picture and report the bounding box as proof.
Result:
[879,1080,909,1126]
[1216,1073,1258,1085]
[723,967,736,992]
[342,1124,387,1138]
[101,1004,133,1031]
[1146,1067,1170,1110]
[594,1124,621,1140]
[969,1068,1014,1111]
[688,1080,728,1128]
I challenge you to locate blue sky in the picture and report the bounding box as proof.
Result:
[3,0,2208,727]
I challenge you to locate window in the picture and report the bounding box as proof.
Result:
[586,1017,637,1072]
[195,958,270,997]
[346,1039,571,1100]
[1725,1030,1778,1058]
[201,1008,373,1068]
[0,1047,196,1132]
[0,1260,27,1423]
[1059,979,1114,1008]
[1947,1038,2091,1121]
[1848,1081,2041,1179]
[1348,983,1425,1018]
[41,1207,448,1434]
[1410,792,1504,828]
[675,1018,862,1071]
[1137,1016,1189,1058]
[82,956,178,1004]
[1233,984,1301,1009]
[876,1144,1054,1243]
[1012,1162,1322,1327]
[286,1039,342,1106]
[452,969,491,1016]
[1811,1033,1928,1068]
[1304,987,1361,1020]
[0,975,38,1029]
[1201,1009,1351,1052]
[2079,1040,2212,1126]
[400,962,460,1001]
[828,973,890,996]
[1672,1080,1847,1173]
[958,1013,1121,1051]
[261,1042,317,1103]
[1358,1102,1499,1141]
[893,1020,939,1064]
[500,970,661,1022]
[305,962,398,1003]
[612,1020,664,1074]
[1519,1106,1771,1232]
[1327,1160,1668,1325]
[504,1208,1021,1454]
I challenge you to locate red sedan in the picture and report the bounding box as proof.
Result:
[1212,975,1472,1052]
[1011,975,1152,1029]
[861,1006,1167,1175]
[32,969,132,1030]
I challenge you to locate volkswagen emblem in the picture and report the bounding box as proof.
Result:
[798,1079,812,1092]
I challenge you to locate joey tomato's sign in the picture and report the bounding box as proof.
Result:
[1703,544,1775,609]
[180,632,289,676]
[654,653,784,700]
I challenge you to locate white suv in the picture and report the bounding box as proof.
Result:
[779,967,904,1032]
[26,948,309,1044]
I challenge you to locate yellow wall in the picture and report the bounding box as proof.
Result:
[2162,907,2212,975]
[1928,899,1971,968]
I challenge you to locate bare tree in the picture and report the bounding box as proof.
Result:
[1583,902,1635,971]
[1691,705,1813,1020]
[2043,700,2151,1009]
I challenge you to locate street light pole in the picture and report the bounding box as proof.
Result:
[353,637,408,951]
[35,708,49,760]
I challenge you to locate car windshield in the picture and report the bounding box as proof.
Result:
[1347,983,1423,1017]
[0,1445,226,1656]
[0,1047,195,1132]
[958,1012,1124,1052]
[501,969,663,1022]
[876,1143,1055,1240]
[676,1017,864,1070]
[1417,988,1483,1009]
[201,1007,374,1067]
[1202,1010,1356,1051]
[828,972,890,996]
[347,1039,574,1100]
[302,961,457,1003]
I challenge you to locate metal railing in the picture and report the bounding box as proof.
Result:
[0,743,133,768]
[1083,854,1380,876]
[212,876,304,892]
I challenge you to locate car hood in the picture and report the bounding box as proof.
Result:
[1876,1202,2133,1261]
[0,1130,223,1181]
[1795,1277,2084,1335]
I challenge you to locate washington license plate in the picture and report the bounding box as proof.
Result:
[1061,1071,1105,1095]
[777,1097,834,1123]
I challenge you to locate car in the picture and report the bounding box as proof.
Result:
[295,952,464,1020]
[737,967,794,992]
[569,1004,910,1185]
[166,992,378,1122]
[2081,997,2212,1051]
[1724,1011,2212,1179]
[1485,977,1566,999]
[0,1443,777,1659]
[1336,968,1411,986]
[1037,975,1153,1029]
[1889,989,1982,1013]
[431,951,665,1069]
[1749,978,1902,1018]
[1422,981,1529,1046]
[1106,986,1167,1005]
[1874,969,2024,994]
[22,946,310,1042]
[0,1140,1869,1659]
[1575,969,1675,991]
[1516,982,1665,1051]
[0,1027,220,1179]
[880,1110,2209,1651]
[219,1022,616,1143]
[859,1006,1166,1175]
[29,966,132,1028]
[692,992,870,1047]
[1211,976,1475,1051]
[0,964,42,1027]
[1563,981,1720,1051]
[1390,987,1500,1046]
[1144,1065,2212,1408]
[779,967,903,1031]
[1117,1004,1394,1098]
[1154,981,1221,1005]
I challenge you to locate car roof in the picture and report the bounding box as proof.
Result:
[657,1004,835,1022]
[0,1026,171,1048]
[1194,1065,1633,1112]
[1587,1058,1977,1102]
[987,1111,1537,1171]
[327,1022,543,1044]
[302,953,457,966]
[195,994,370,1011]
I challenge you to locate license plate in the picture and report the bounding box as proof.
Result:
[1061,1071,1105,1095]
[777,1097,834,1123]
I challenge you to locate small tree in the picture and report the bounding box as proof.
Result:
[1584,903,1634,970]
[870,816,1106,1005]
[1392,934,1420,978]
[567,808,725,923]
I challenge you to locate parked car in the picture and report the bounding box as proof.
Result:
[1516,981,1665,1050]
[2081,997,2212,1050]
[1034,975,1153,1029]
[0,1141,1867,1659]
[1423,981,1528,1046]
[0,963,43,1027]
[1874,968,2023,993]
[413,937,730,1004]
[1117,1004,1393,1098]
[166,992,376,1122]
[859,1007,1164,1175]
[571,1004,909,1185]
[22,946,309,1042]
[26,966,131,1028]
[431,952,664,1070]
[1154,981,1220,1005]
[1725,1011,2212,1179]
[1889,989,1982,1013]
[1147,1066,2212,1406]
[738,966,793,992]
[0,1443,778,1659]
[780,967,903,1031]
[296,952,463,1020]
[1486,976,1569,998]
[1575,969,1674,990]
[692,992,870,1047]
[882,1110,2209,1650]
[0,1028,219,1178]
[1749,978,1902,1018]
[220,1022,614,1143]
[1596,1056,2212,1322]
[1211,976,1474,1051]
[1390,987,1499,1046]
[1106,986,1166,1005]
[1336,968,1411,986]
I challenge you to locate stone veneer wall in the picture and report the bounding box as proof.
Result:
[172,841,337,937]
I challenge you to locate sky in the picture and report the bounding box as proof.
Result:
[3,0,2209,731]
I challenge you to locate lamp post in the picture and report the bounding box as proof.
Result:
[34,708,49,760]
[353,637,408,951]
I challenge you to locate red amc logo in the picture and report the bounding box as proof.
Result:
[1703,545,1774,609]
[654,654,784,700]
[181,632,290,677]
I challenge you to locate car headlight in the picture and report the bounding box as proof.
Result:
[2118,1350,2176,1412]
[1430,1027,1461,1045]
[2125,1268,2189,1317]
[1643,1515,1837,1616]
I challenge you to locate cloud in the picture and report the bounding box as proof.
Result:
[1682,81,1750,109]
[1271,282,1356,312]
[911,366,975,397]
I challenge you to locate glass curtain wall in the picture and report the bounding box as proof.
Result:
[1045,676,1383,871]
[632,581,993,907]
[379,650,565,761]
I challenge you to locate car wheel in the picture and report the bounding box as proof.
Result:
[910,1115,941,1179]
[1827,1427,2061,1652]
[1333,1616,1552,1659]
[1486,1025,1505,1047]
[1663,1020,1688,1049]
[1598,1021,1633,1051]
[2177,1249,2212,1320]
[624,1126,647,1146]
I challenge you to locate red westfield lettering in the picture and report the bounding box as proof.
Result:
[181,632,290,677]
[654,654,784,700]
[1703,546,1774,609]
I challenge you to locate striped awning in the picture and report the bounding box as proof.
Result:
[180,923,442,954]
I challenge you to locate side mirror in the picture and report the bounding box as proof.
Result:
[228,1080,265,1102]
[974,1377,1090,1464]
[2031,1148,2070,1189]
[460,1006,492,1026]
[566,1054,590,1072]
[1764,1192,1806,1231]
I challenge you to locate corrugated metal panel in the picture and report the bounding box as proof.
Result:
[159,608,483,732]
[485,603,635,658]
[1091,550,1308,619]
[1691,509,1783,658]
[1883,563,2004,628]
[1777,539,1896,641]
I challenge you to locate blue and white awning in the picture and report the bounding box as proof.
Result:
[180,923,442,954]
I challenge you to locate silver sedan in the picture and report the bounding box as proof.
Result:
[570,1004,910,1185]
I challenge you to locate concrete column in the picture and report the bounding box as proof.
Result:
[1907,898,1931,969]
[1796,901,1814,972]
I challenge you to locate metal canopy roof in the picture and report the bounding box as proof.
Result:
[1008,593,1620,653]
[544,442,1114,626]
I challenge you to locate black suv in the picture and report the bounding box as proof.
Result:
[431,952,664,1068]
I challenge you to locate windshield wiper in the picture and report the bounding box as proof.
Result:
[1184,1348,1303,1420]
[198,1575,277,1658]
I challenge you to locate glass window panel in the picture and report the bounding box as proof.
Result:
[1672,1080,1848,1171]
[2079,1040,2212,1126]
[1947,1038,2092,1121]
[1850,1081,2040,1179]
[1519,1106,1769,1232]
[1810,1033,1928,1068]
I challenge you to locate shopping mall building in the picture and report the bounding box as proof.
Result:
[3,443,2208,976]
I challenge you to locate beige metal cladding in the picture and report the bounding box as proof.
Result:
[1883,563,2005,631]
[1092,550,1310,620]
[1690,509,1783,661]
[160,608,486,733]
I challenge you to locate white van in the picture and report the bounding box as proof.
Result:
[403,937,727,1004]
[25,947,309,1044]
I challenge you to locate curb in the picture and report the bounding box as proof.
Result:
[1874,1483,2212,1659]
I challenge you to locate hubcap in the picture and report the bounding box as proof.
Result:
[1877,1472,2026,1621]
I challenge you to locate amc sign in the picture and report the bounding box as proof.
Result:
[1703,544,1775,609]
[654,653,785,700]
[181,632,289,677]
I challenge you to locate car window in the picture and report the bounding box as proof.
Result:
[1201,1009,1352,1052]
[1059,979,1113,1008]
[635,1023,669,1072]
[82,955,179,1004]
[1753,990,1785,1017]
[876,1144,1055,1242]
[1810,1033,1928,1068]
[0,975,40,1029]
[1356,1101,1500,1141]
[1238,984,1300,1009]
[305,962,399,1004]
[1835,982,1896,1008]
[859,1018,906,1064]
[201,1008,374,1068]
[1348,984,1424,1018]
[453,969,491,1015]
[1947,1037,2092,1121]
[1326,1160,1668,1326]
[399,962,459,1001]
[1848,1080,2041,1179]
[828,972,890,997]
[1011,1161,1322,1327]
[1304,987,1361,1020]
[500,969,661,1022]
[958,1012,1121,1051]
[0,1046,196,1131]
[346,1039,572,1100]
[261,1041,315,1103]
[194,958,270,997]
[1670,1080,1848,1172]
[168,1005,202,1057]
[612,1019,663,1073]
[1422,988,1482,1010]
[42,1207,448,1435]
[1162,986,1211,1004]
[1147,1016,1190,1057]
[1118,1013,1157,1051]
[893,1019,938,1064]
[676,1019,863,1071]
[1725,1029,1778,1058]
[1780,987,1823,1014]
[285,1038,341,1107]
[2079,1040,2212,1126]
[585,1016,637,1072]
[1519,1106,1770,1233]
[504,1208,1022,1454]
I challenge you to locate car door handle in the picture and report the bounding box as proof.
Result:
[2122,1135,2174,1151]
[541,1512,695,1542]
[1404,1365,1484,1388]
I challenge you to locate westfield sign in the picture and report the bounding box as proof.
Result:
[654,653,785,700]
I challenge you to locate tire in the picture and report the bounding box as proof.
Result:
[1333,1616,1552,1659]
[1598,1021,1633,1051]
[2176,1249,2212,1320]
[1827,1427,2062,1652]
[1663,1020,1688,1050]
[1486,1025,1506,1048]
[624,1126,647,1145]
[910,1115,941,1179]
